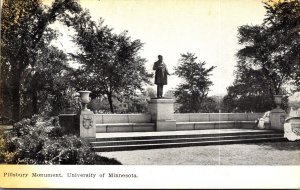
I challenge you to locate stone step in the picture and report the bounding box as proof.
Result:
[91,129,285,152]
[92,137,286,152]
[94,129,281,141]
[91,133,283,146]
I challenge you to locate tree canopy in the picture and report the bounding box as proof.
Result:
[236,0,300,95]
[224,0,300,112]
[66,15,152,113]
[1,0,82,121]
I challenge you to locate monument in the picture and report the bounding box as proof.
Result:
[149,55,176,131]
[152,55,170,98]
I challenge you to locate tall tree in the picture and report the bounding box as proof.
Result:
[68,16,152,113]
[1,0,82,121]
[225,0,300,112]
[21,46,75,117]
[174,53,216,113]
[236,0,300,96]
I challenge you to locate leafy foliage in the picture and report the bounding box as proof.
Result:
[236,0,300,95]
[0,116,121,165]
[223,65,275,112]
[225,0,300,112]
[0,0,82,121]
[174,53,216,113]
[20,46,79,117]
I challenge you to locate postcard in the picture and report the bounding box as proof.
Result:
[0,0,300,189]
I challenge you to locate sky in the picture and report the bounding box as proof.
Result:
[48,0,267,96]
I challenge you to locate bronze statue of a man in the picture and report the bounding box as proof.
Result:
[153,55,170,98]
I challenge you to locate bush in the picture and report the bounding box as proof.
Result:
[0,128,18,163]
[0,116,121,165]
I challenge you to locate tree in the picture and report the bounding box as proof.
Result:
[225,0,300,112]
[174,53,216,113]
[68,16,152,113]
[222,65,275,113]
[204,96,221,113]
[1,0,82,121]
[20,46,76,117]
[236,0,300,97]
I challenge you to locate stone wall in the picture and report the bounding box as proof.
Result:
[92,113,264,124]
[174,113,263,122]
[94,114,152,124]
[59,112,265,136]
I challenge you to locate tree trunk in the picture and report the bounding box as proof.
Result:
[31,74,38,115]
[107,93,114,113]
[12,69,21,121]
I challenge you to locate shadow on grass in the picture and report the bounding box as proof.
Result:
[259,141,300,151]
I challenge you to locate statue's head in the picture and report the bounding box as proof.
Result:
[158,55,163,61]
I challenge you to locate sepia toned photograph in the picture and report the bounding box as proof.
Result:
[0,0,300,189]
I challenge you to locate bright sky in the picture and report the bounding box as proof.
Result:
[48,0,267,96]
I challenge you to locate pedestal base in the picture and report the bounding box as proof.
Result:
[149,98,175,120]
[156,120,176,131]
[149,98,175,131]
[269,108,286,131]
[80,110,96,138]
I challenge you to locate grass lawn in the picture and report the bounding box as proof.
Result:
[100,141,300,165]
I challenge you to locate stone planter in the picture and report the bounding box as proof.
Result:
[78,91,91,111]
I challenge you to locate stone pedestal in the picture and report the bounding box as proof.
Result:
[80,110,96,139]
[149,98,176,131]
[269,108,286,131]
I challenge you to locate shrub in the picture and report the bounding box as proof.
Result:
[0,116,121,165]
[0,128,18,163]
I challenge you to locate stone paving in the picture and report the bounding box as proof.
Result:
[100,141,300,165]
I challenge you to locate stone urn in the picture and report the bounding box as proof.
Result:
[274,95,283,108]
[78,91,91,111]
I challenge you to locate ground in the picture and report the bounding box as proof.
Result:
[100,141,300,165]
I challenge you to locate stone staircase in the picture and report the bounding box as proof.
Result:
[91,129,286,152]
